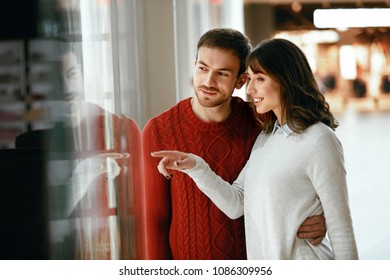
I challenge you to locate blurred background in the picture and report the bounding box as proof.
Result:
[0,0,389,260]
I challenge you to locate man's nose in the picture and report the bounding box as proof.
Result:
[204,72,217,87]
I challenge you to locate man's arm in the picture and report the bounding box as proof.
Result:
[142,122,173,259]
[297,214,326,245]
[123,117,146,259]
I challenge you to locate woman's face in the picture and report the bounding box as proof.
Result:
[246,67,283,123]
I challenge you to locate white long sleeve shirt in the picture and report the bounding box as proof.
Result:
[183,122,359,259]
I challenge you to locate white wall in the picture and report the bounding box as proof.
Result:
[140,0,246,128]
[139,0,177,127]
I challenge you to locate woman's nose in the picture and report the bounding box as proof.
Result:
[246,81,255,96]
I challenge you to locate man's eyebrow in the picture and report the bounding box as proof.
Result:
[197,60,208,67]
[197,60,233,73]
[64,66,77,75]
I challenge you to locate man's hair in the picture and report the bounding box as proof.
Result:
[197,28,252,77]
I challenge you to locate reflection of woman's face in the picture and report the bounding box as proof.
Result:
[61,52,84,103]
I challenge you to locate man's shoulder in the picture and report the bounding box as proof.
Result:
[231,96,254,112]
[231,96,246,104]
[231,96,259,124]
[155,98,189,118]
[143,98,190,130]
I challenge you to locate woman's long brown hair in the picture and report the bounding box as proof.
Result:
[247,38,338,133]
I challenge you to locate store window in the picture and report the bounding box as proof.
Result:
[0,0,147,260]
[44,0,145,260]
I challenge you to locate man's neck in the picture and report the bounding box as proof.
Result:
[190,97,232,123]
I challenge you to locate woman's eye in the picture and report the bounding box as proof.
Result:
[257,77,264,81]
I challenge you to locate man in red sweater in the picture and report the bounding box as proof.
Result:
[141,28,326,259]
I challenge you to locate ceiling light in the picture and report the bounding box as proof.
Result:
[291,1,302,13]
[314,8,390,28]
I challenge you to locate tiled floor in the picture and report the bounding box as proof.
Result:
[331,96,390,260]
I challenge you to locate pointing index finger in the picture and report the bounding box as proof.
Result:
[151,150,181,158]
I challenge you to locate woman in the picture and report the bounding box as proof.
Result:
[152,38,358,260]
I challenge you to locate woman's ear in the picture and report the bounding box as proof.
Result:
[235,73,248,89]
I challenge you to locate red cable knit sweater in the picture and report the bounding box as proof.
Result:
[141,97,261,259]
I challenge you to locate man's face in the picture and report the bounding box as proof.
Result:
[193,47,243,108]
[61,51,84,122]
[61,51,84,103]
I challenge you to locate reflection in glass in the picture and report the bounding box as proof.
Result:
[43,0,144,260]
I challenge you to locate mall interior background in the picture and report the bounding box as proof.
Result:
[0,0,389,259]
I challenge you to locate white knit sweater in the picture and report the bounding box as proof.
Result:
[183,122,359,259]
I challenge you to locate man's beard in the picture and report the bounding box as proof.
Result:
[194,85,232,108]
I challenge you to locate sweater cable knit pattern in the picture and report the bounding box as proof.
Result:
[142,97,261,259]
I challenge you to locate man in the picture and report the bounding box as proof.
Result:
[141,28,325,259]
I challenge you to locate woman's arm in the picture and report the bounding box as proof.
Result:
[151,151,245,219]
[308,131,359,259]
[152,150,329,244]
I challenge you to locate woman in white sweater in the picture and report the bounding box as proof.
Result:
[152,38,358,260]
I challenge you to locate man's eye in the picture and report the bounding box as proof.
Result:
[66,71,77,79]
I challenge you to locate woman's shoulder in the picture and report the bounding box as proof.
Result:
[304,122,342,150]
[306,122,336,136]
